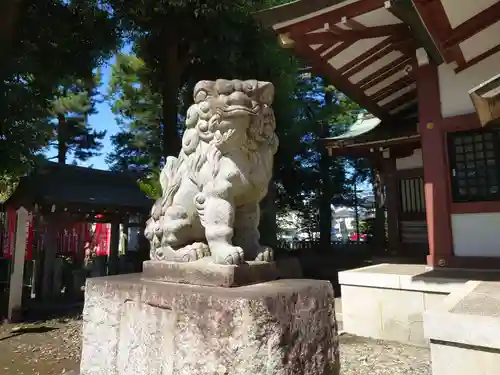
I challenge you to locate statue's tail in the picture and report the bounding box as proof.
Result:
[159,156,178,193]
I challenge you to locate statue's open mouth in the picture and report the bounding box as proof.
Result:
[221,105,259,117]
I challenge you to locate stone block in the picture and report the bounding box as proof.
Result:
[142,257,303,287]
[430,341,500,375]
[341,284,428,346]
[80,274,338,375]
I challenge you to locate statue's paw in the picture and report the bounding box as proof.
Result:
[255,246,274,262]
[212,244,244,265]
[152,246,166,261]
[178,242,210,262]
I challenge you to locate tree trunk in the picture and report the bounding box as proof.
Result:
[353,178,360,241]
[318,91,333,251]
[0,0,23,118]
[258,181,277,249]
[57,114,68,164]
[0,0,22,69]
[371,167,387,255]
[318,144,332,250]
[161,41,182,158]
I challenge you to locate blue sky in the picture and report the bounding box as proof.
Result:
[44,59,117,170]
[85,60,117,170]
[44,55,122,171]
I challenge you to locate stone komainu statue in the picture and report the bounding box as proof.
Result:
[144,79,278,265]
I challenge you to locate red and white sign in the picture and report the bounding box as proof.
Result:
[2,207,34,260]
[93,223,111,256]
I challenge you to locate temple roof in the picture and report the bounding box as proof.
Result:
[256,0,500,124]
[4,162,152,214]
[255,0,426,120]
[327,113,382,141]
[324,114,420,155]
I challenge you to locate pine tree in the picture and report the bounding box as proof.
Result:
[106,53,163,174]
[48,73,106,164]
[1,0,119,174]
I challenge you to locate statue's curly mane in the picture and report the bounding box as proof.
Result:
[159,80,277,204]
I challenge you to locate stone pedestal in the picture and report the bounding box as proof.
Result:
[80,270,339,375]
[142,259,286,287]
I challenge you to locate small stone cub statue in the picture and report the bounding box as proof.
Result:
[144,79,278,265]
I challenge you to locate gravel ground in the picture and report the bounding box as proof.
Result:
[339,333,431,375]
[0,318,430,375]
[0,317,81,375]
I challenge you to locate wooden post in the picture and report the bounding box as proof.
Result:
[41,215,60,300]
[371,165,387,254]
[108,218,120,275]
[8,207,28,322]
[383,157,401,255]
[416,49,453,267]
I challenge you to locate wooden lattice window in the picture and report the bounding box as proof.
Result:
[448,129,500,202]
[400,176,426,215]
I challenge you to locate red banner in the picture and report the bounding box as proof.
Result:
[93,223,111,256]
[2,208,16,259]
[55,222,93,256]
[2,208,34,260]
[25,212,34,260]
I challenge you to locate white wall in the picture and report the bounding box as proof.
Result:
[396,148,423,170]
[438,50,500,118]
[452,212,500,257]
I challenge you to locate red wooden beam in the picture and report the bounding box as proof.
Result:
[316,41,339,55]
[335,35,400,75]
[327,23,410,40]
[412,0,452,41]
[343,18,365,30]
[441,2,500,51]
[340,39,414,77]
[293,39,387,118]
[393,102,418,118]
[305,24,410,44]
[321,41,354,61]
[382,90,417,112]
[326,23,348,35]
[280,0,387,35]
[359,57,414,90]
[301,31,335,45]
[371,76,416,103]
[412,0,466,64]
[455,43,500,73]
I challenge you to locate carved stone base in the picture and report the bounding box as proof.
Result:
[142,258,301,287]
[80,274,339,375]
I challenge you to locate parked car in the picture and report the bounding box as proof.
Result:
[349,233,367,242]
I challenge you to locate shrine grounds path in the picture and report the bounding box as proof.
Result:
[0,315,430,375]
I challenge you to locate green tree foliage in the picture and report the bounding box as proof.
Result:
[48,73,106,164]
[0,172,19,203]
[280,76,361,244]
[106,54,163,173]
[137,168,163,200]
[1,0,119,174]
[102,0,294,158]
[102,1,363,247]
[106,0,299,170]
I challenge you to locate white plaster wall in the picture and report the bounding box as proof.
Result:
[396,148,423,170]
[438,50,500,118]
[451,212,500,257]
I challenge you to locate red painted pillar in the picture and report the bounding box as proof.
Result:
[383,157,400,255]
[416,59,453,267]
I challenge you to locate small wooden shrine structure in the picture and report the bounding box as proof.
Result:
[1,162,152,320]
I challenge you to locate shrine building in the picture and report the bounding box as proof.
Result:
[256,1,500,372]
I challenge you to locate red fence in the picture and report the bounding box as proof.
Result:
[2,208,112,260]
